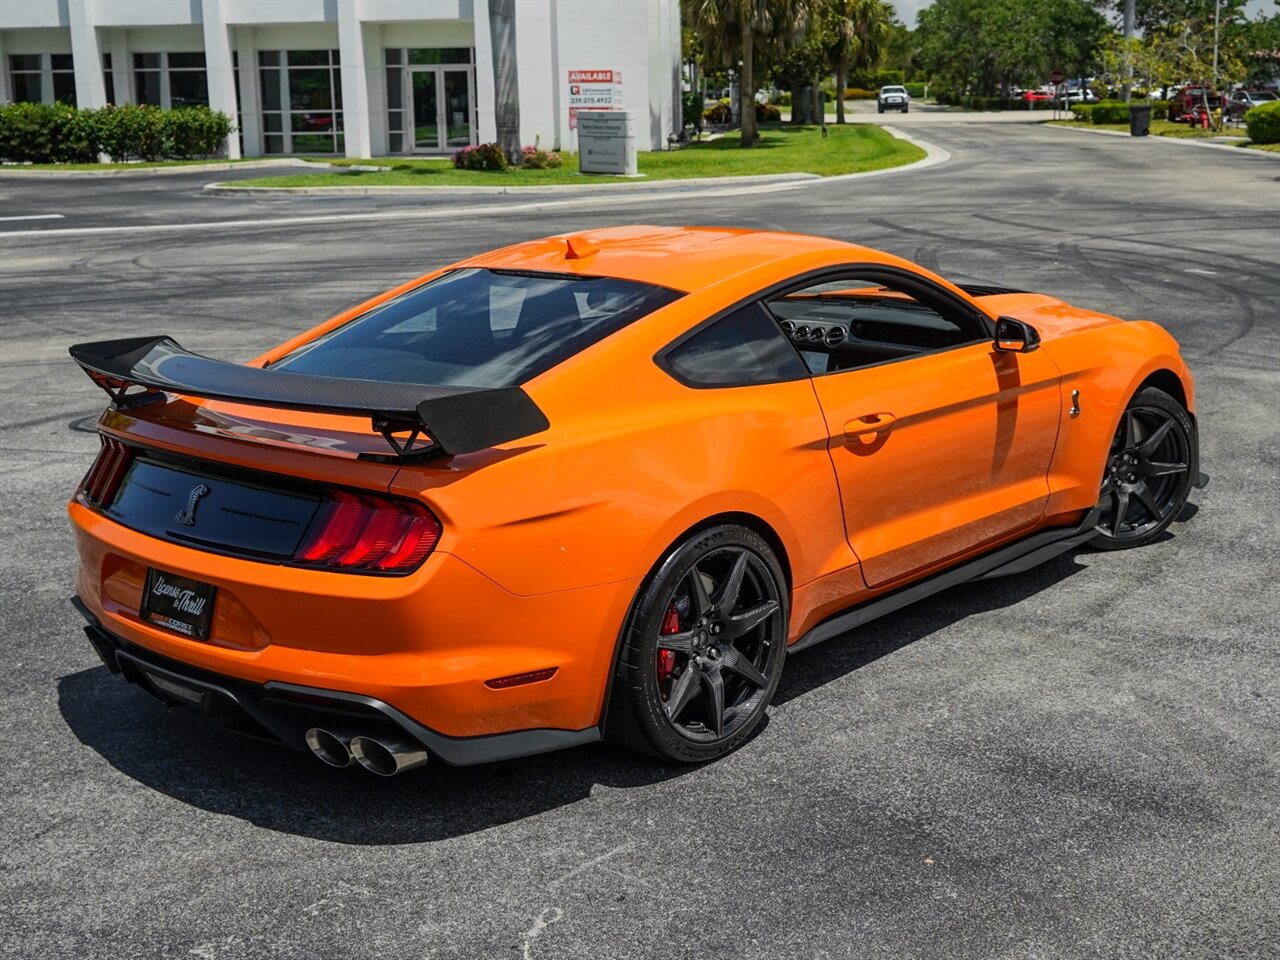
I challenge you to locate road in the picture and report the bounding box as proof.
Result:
[1,123,1278,960]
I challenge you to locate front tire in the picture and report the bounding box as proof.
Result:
[1090,386,1196,551]
[605,525,788,763]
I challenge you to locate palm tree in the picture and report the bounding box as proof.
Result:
[488,0,521,164]
[686,0,805,147]
[825,0,893,124]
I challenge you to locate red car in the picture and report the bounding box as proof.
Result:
[1021,90,1052,103]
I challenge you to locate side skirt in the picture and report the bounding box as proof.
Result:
[788,507,1101,655]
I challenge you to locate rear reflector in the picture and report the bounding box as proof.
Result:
[484,668,558,689]
[82,435,135,508]
[294,490,441,574]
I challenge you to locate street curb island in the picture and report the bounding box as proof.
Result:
[1046,123,1280,156]
[202,126,950,198]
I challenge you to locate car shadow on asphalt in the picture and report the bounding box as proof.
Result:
[773,549,1093,706]
[58,548,1097,845]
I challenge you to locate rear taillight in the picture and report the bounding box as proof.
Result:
[81,435,136,508]
[294,491,441,574]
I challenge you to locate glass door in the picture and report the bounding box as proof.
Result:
[442,69,473,148]
[410,69,439,152]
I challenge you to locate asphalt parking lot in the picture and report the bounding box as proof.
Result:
[2,124,1278,960]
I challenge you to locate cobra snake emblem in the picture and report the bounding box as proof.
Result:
[174,483,211,526]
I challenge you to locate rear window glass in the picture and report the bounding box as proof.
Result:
[273,268,682,388]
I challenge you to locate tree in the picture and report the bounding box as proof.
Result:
[488,0,520,165]
[916,0,1107,97]
[821,0,894,123]
[685,0,807,146]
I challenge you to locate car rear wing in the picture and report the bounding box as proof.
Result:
[68,336,550,460]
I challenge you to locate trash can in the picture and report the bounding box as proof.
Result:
[1129,103,1152,137]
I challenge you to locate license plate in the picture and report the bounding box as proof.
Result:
[141,568,216,641]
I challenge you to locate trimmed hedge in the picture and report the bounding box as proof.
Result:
[704,100,782,124]
[1072,101,1171,124]
[0,102,233,163]
[1245,100,1280,144]
[841,87,878,100]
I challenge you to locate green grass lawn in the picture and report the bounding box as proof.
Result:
[233,124,924,188]
[1238,141,1280,152]
[1048,119,1249,139]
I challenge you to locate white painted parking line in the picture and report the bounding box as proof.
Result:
[0,213,65,222]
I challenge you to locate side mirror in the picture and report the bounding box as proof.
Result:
[994,316,1041,353]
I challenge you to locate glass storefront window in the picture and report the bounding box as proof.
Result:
[52,72,76,103]
[407,48,472,65]
[288,69,332,110]
[136,69,162,106]
[257,49,342,154]
[169,70,209,107]
[133,52,207,109]
[8,54,76,106]
[10,71,42,103]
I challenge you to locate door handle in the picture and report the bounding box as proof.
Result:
[843,413,897,442]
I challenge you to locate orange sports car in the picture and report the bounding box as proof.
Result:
[67,226,1206,775]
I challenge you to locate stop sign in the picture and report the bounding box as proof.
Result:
[1050,70,1064,85]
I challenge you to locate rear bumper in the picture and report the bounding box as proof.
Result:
[73,597,600,765]
[69,498,640,740]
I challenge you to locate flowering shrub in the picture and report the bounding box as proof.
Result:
[451,142,508,170]
[520,145,563,169]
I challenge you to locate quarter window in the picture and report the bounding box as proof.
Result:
[662,302,808,387]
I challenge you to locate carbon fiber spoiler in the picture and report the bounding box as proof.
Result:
[68,336,550,460]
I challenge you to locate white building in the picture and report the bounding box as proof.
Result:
[0,0,682,158]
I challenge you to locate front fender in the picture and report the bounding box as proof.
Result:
[1042,320,1192,518]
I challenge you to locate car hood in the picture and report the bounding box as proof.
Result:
[975,292,1124,339]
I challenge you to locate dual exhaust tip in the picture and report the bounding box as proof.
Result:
[305,726,429,776]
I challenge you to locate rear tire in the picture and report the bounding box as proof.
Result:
[605,525,788,763]
[1090,386,1196,551]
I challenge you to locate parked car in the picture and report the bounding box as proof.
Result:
[1225,89,1277,121]
[1021,90,1053,103]
[1057,88,1099,104]
[1169,86,1220,122]
[67,226,1204,773]
[877,85,909,113]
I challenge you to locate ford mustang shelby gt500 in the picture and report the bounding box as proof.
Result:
[67,226,1205,775]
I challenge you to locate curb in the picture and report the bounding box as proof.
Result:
[1045,123,1276,156]
[202,170,821,197]
[2,131,949,240]
[201,128,947,198]
[0,158,333,179]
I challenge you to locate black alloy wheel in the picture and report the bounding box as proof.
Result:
[606,525,788,762]
[1091,386,1196,550]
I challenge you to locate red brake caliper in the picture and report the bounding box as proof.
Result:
[657,603,680,684]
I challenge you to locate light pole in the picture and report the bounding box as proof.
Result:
[1122,0,1134,103]
[1212,0,1221,92]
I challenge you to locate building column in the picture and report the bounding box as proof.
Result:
[68,0,108,108]
[235,25,262,156]
[361,22,388,157]
[201,0,241,158]
[109,29,132,104]
[0,33,10,106]
[337,0,372,159]
[473,0,497,143]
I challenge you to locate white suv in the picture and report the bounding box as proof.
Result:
[877,85,910,114]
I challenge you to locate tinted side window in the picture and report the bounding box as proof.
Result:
[663,302,808,386]
[766,277,983,376]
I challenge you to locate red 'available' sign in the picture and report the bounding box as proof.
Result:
[569,70,615,83]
